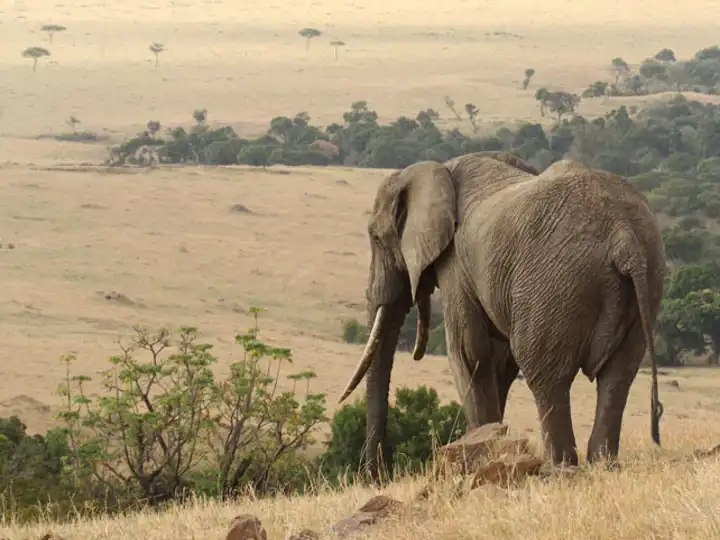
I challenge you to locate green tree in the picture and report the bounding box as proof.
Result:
[330,40,345,60]
[546,91,581,123]
[662,226,711,263]
[40,24,66,44]
[656,298,705,366]
[582,81,609,98]
[298,28,322,51]
[611,57,630,85]
[22,46,50,72]
[664,262,720,299]
[465,103,479,133]
[655,48,677,63]
[675,290,720,363]
[443,96,463,122]
[535,88,549,116]
[149,42,165,67]
[522,68,535,90]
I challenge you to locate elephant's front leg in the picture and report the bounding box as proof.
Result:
[441,291,502,428]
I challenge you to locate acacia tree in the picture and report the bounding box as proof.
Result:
[41,24,66,44]
[149,42,165,67]
[66,116,81,133]
[546,91,581,122]
[443,96,463,122]
[522,68,535,90]
[535,88,549,117]
[465,103,479,133]
[582,81,609,98]
[22,46,50,71]
[675,290,720,363]
[611,57,630,85]
[298,28,322,51]
[655,48,677,63]
[330,40,345,60]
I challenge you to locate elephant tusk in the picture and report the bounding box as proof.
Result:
[412,294,431,360]
[337,305,387,404]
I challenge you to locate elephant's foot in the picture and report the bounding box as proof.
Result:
[535,388,579,467]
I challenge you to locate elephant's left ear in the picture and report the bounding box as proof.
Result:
[398,161,457,303]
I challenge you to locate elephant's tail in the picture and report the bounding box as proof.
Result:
[611,227,663,447]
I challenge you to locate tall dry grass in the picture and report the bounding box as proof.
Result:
[3,428,720,540]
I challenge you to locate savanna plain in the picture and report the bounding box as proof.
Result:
[2,0,720,538]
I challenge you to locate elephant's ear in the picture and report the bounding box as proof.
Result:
[397,161,457,303]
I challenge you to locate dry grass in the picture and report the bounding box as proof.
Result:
[4,433,720,539]
[2,0,720,537]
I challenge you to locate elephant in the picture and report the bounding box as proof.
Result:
[337,151,666,482]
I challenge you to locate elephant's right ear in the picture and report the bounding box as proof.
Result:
[396,161,457,303]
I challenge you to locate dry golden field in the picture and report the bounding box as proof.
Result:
[2,0,720,537]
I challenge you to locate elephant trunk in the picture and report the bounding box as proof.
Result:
[412,293,431,360]
[364,307,405,484]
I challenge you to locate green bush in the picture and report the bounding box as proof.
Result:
[341,303,447,356]
[317,386,466,483]
[0,307,330,524]
[342,318,369,344]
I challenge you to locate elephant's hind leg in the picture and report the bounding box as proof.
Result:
[587,320,646,466]
[510,334,579,467]
[493,340,519,419]
[440,287,502,429]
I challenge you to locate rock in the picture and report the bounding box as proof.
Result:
[226,514,268,540]
[328,495,403,538]
[471,453,544,488]
[357,494,403,517]
[285,529,320,540]
[230,203,252,214]
[39,535,65,540]
[436,422,532,475]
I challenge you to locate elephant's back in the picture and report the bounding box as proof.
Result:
[512,160,660,242]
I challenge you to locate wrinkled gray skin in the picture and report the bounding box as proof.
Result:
[338,151,666,483]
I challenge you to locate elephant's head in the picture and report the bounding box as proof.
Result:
[337,160,457,480]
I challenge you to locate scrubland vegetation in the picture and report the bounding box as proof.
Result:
[5,13,720,538]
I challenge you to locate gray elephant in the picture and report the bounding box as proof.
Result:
[338,151,666,482]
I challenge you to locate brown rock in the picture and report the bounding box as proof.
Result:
[226,514,268,540]
[436,423,532,475]
[328,495,403,538]
[330,512,378,538]
[357,494,403,517]
[472,453,544,488]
